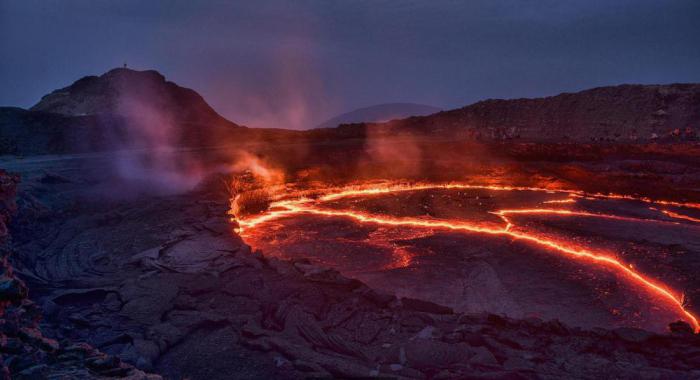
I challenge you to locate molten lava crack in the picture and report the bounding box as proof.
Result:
[660,209,700,224]
[233,182,700,331]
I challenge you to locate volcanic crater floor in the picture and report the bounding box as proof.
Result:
[238,182,700,333]
[8,158,700,379]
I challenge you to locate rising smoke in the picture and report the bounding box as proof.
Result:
[106,73,208,194]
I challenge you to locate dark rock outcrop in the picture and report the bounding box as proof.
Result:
[0,169,158,379]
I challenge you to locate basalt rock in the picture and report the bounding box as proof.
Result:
[0,170,159,379]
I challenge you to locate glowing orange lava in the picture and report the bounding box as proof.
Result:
[543,198,576,204]
[233,181,700,332]
[494,208,681,225]
[661,210,700,224]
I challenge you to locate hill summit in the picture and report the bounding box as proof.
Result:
[31,68,230,126]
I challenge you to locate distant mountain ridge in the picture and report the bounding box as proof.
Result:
[315,103,441,129]
[345,83,700,142]
[3,68,700,156]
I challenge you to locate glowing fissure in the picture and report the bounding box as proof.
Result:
[661,210,700,224]
[495,208,682,226]
[543,198,576,204]
[315,181,700,210]
[234,182,700,332]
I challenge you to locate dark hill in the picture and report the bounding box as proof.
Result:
[31,68,230,126]
[2,69,302,155]
[334,84,700,142]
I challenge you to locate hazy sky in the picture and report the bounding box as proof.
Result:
[2,0,699,129]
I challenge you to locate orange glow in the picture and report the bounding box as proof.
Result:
[315,181,700,210]
[592,193,700,210]
[234,181,700,332]
[494,208,681,225]
[543,198,576,204]
[661,210,700,224]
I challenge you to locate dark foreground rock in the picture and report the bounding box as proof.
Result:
[5,171,700,379]
[0,169,158,379]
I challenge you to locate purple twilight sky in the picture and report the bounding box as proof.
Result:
[1,0,699,129]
